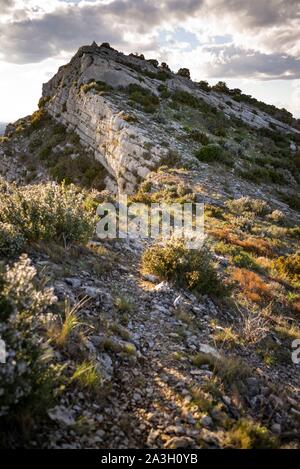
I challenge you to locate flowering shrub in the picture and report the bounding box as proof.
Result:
[0,180,95,245]
[0,255,57,417]
[0,223,25,257]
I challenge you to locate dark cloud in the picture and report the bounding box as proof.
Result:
[0,0,204,63]
[0,5,126,63]
[204,45,300,80]
[0,0,299,88]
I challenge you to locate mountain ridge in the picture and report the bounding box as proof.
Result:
[38,42,299,194]
[1,42,300,450]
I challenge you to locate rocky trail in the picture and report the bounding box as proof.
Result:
[28,239,299,449]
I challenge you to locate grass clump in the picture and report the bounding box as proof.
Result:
[141,240,226,296]
[225,419,278,449]
[191,352,251,386]
[114,295,135,313]
[47,299,87,348]
[71,361,103,393]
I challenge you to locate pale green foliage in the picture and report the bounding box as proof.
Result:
[0,222,25,257]
[225,196,270,216]
[0,179,96,245]
[0,254,57,417]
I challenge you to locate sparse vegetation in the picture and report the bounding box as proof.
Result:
[71,361,103,393]
[225,419,278,449]
[127,84,160,113]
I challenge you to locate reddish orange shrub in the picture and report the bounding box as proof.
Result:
[232,268,273,303]
[292,300,300,313]
[209,228,272,257]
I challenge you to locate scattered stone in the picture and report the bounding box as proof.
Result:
[199,343,221,359]
[164,436,196,449]
[48,406,75,427]
[200,415,213,428]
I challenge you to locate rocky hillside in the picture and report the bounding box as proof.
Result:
[0,42,300,449]
[40,41,299,194]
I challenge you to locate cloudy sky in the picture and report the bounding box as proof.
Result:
[0,0,299,122]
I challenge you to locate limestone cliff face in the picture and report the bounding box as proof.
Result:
[42,44,169,193]
[42,43,299,193]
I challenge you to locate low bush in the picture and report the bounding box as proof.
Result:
[279,192,300,212]
[273,253,300,283]
[210,228,272,257]
[232,268,272,303]
[127,84,160,113]
[0,255,58,418]
[81,80,112,94]
[195,144,231,165]
[141,240,226,296]
[0,223,25,257]
[172,90,211,113]
[0,180,95,245]
[225,197,270,216]
[186,129,210,144]
[225,419,278,449]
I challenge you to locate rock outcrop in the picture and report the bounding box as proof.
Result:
[42,42,299,193]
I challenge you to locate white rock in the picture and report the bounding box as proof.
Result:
[199,343,221,359]
[48,406,75,427]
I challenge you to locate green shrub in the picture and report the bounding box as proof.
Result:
[197,80,211,92]
[0,180,95,245]
[274,253,300,282]
[279,192,300,212]
[81,80,112,94]
[127,84,160,113]
[157,84,171,99]
[0,223,25,257]
[0,255,58,418]
[187,129,210,144]
[38,145,52,160]
[195,144,231,165]
[172,90,210,111]
[239,164,287,185]
[141,240,226,296]
[232,252,258,270]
